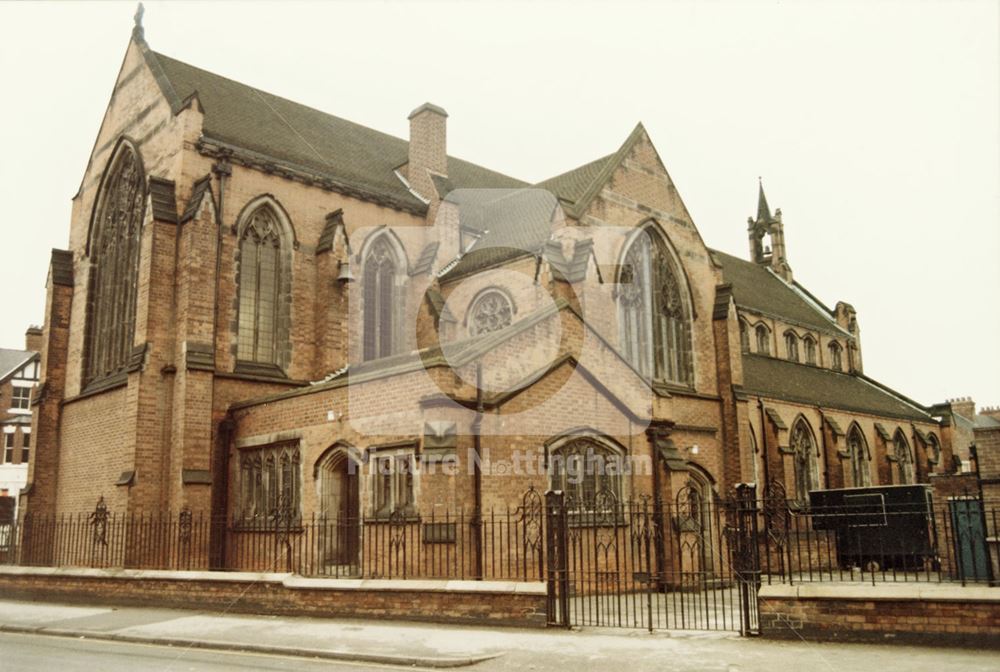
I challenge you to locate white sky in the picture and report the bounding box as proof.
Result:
[1,0,997,408]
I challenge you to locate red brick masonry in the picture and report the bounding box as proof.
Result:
[759,583,1000,648]
[0,567,547,628]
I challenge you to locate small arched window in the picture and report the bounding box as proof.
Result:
[803,336,817,365]
[829,341,843,371]
[618,227,692,384]
[363,235,402,360]
[549,437,624,512]
[927,433,942,468]
[790,418,819,505]
[893,430,914,484]
[468,289,513,336]
[847,424,871,487]
[784,331,799,362]
[739,321,750,354]
[755,324,771,355]
[84,140,146,385]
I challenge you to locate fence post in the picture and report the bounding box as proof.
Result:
[734,483,761,636]
[545,490,569,628]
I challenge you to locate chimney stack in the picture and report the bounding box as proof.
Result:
[948,397,976,422]
[25,325,42,353]
[407,102,448,202]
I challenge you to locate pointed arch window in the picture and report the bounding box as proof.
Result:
[739,321,750,354]
[847,425,871,487]
[755,324,771,355]
[790,419,819,506]
[618,227,692,384]
[363,235,402,360]
[238,206,283,365]
[784,331,799,362]
[893,430,914,484]
[468,289,513,336]
[84,141,146,385]
[829,341,843,371]
[803,336,817,365]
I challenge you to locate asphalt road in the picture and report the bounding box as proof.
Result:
[0,632,407,672]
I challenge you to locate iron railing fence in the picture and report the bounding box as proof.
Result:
[0,502,545,581]
[755,497,999,586]
[1,494,996,590]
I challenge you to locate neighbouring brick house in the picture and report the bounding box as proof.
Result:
[1,328,41,520]
[19,16,983,566]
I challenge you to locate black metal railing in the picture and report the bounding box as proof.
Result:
[755,496,999,586]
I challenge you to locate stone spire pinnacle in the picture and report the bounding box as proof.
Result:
[756,177,772,223]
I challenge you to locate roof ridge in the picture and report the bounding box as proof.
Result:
[152,50,529,187]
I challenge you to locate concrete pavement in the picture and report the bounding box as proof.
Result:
[0,599,996,672]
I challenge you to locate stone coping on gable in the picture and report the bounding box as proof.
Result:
[0,566,545,595]
[759,582,1000,603]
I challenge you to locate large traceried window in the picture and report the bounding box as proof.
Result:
[468,289,513,336]
[362,235,402,361]
[549,437,625,512]
[893,430,914,484]
[237,206,284,365]
[238,441,301,525]
[618,227,692,384]
[847,424,871,487]
[84,141,145,385]
[790,418,819,506]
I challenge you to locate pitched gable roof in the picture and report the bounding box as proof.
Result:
[146,50,526,214]
[741,354,932,422]
[0,349,35,384]
[711,249,846,335]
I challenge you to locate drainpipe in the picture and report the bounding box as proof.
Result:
[209,158,231,529]
[758,398,771,492]
[471,362,484,579]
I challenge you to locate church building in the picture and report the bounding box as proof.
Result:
[23,16,957,564]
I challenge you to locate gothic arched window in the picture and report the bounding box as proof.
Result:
[755,324,771,355]
[468,289,513,336]
[829,341,843,371]
[790,418,819,505]
[784,331,799,362]
[618,227,692,384]
[237,205,284,365]
[363,235,402,361]
[549,437,624,512]
[847,424,871,487]
[803,336,817,365]
[84,141,146,385]
[739,321,750,354]
[893,430,914,484]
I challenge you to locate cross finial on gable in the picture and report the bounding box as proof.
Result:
[133,3,145,41]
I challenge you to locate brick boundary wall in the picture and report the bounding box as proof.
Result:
[0,567,547,628]
[759,583,1000,648]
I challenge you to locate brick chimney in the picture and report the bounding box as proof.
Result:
[981,406,1000,421]
[407,102,448,202]
[948,397,976,422]
[25,325,42,353]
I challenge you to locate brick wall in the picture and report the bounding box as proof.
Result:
[0,567,546,628]
[759,583,1000,648]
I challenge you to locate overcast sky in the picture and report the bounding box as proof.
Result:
[1,1,997,408]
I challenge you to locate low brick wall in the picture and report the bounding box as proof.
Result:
[759,583,1000,648]
[0,566,547,628]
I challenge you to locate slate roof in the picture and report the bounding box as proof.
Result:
[741,354,932,422]
[975,414,1000,429]
[148,51,526,213]
[440,188,559,280]
[711,249,845,334]
[0,349,35,383]
[536,154,615,205]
